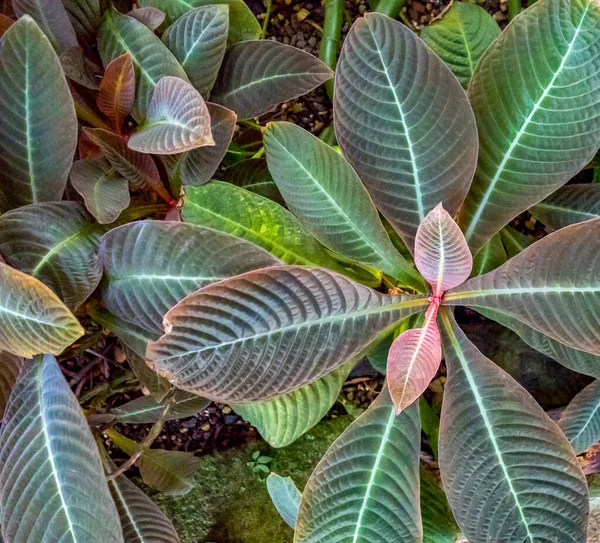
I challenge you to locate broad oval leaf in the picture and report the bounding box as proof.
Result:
[98,8,189,122]
[0,262,83,357]
[61,0,102,38]
[224,158,284,204]
[70,158,131,224]
[420,2,500,88]
[0,202,103,311]
[295,388,422,543]
[0,355,123,542]
[439,310,589,543]
[420,467,460,543]
[0,16,77,212]
[147,266,429,402]
[128,6,166,30]
[97,52,136,134]
[531,184,600,231]
[387,304,441,414]
[129,76,214,154]
[334,13,478,249]
[233,362,353,448]
[162,103,236,189]
[162,5,229,97]
[415,203,472,297]
[264,121,423,290]
[559,380,600,455]
[267,474,301,529]
[139,0,260,44]
[457,0,600,253]
[113,390,209,424]
[211,40,333,120]
[0,352,21,420]
[100,220,280,334]
[445,219,600,357]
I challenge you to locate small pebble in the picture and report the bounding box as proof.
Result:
[222,406,232,414]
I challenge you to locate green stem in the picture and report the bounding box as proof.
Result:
[239,119,263,131]
[320,0,344,99]
[261,0,273,38]
[373,0,406,18]
[594,167,600,183]
[507,0,522,20]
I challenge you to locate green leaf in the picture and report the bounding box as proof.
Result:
[264,122,423,290]
[223,158,284,205]
[107,430,202,495]
[139,0,260,45]
[61,0,102,38]
[420,468,460,543]
[559,380,600,455]
[499,226,535,259]
[334,13,478,249]
[0,352,22,420]
[181,181,366,277]
[0,16,77,213]
[211,40,333,120]
[70,158,131,224]
[438,310,589,542]
[100,220,279,334]
[113,390,210,423]
[98,8,189,122]
[233,362,353,448]
[531,184,600,231]
[147,266,429,403]
[161,6,229,96]
[0,355,123,542]
[266,474,301,529]
[0,262,83,357]
[295,388,422,542]
[457,0,600,253]
[420,2,500,88]
[161,103,237,190]
[470,232,507,276]
[0,202,103,311]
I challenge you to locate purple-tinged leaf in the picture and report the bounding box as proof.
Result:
[61,0,102,38]
[59,46,99,90]
[97,52,135,134]
[415,204,472,298]
[0,14,14,36]
[128,77,214,155]
[0,352,21,421]
[128,6,165,31]
[559,380,600,455]
[531,184,600,231]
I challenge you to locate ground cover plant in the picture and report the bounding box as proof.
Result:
[0,0,599,541]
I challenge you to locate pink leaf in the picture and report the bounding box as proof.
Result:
[387,303,442,414]
[415,203,472,298]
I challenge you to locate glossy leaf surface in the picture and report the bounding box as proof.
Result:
[129,77,214,154]
[97,52,136,134]
[224,159,284,204]
[334,13,478,249]
[147,266,429,402]
[70,158,131,224]
[0,262,83,357]
[0,16,77,212]
[531,184,600,231]
[162,6,229,96]
[264,122,422,289]
[100,220,280,334]
[559,380,600,455]
[211,40,333,119]
[458,0,600,252]
[267,474,301,529]
[421,2,500,88]
[0,355,123,542]
[446,219,600,356]
[439,311,589,543]
[295,389,421,543]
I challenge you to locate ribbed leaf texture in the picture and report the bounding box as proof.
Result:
[129,77,214,154]
[334,13,478,250]
[264,122,422,289]
[98,8,189,121]
[0,355,123,542]
[531,184,600,231]
[559,379,600,454]
[0,262,83,357]
[446,219,600,356]
[420,467,460,543]
[458,0,600,253]
[70,158,131,224]
[0,352,21,420]
[100,220,280,334]
[420,2,500,88]
[147,266,429,402]
[295,388,422,543]
[138,0,260,44]
[439,311,589,543]
[267,474,301,529]
[223,159,284,204]
[61,0,102,38]
[414,203,472,297]
[97,52,136,134]
[113,390,210,424]
[128,6,165,30]
[233,362,353,447]
[0,16,77,212]
[162,6,229,97]
[211,40,333,119]
[471,233,506,277]
[0,202,103,310]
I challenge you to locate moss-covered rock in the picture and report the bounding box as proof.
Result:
[147,415,352,543]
